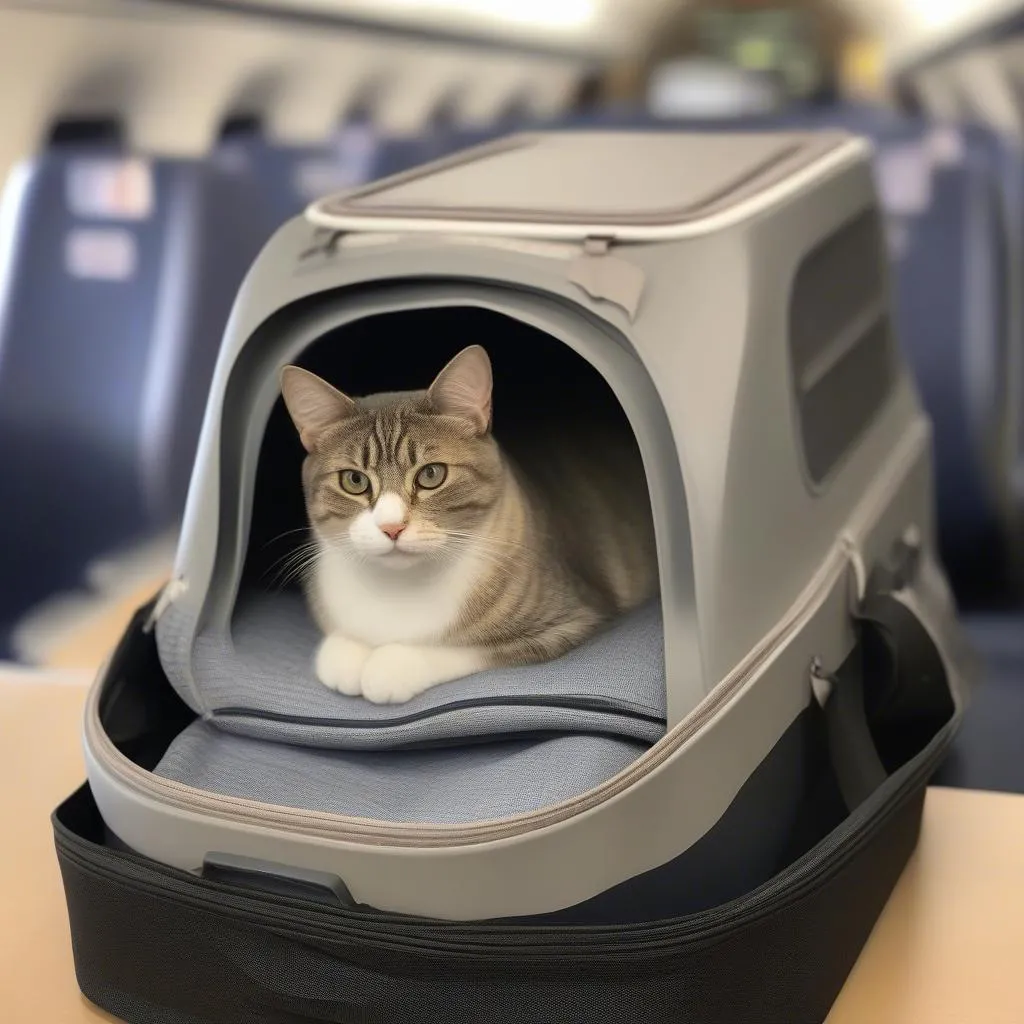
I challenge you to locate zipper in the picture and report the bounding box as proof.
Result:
[210,694,665,732]
[59,705,955,956]
[85,421,931,849]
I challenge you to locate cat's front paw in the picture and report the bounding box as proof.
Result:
[359,644,485,704]
[359,645,434,704]
[315,635,370,695]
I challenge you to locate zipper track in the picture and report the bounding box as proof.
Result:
[210,694,665,731]
[87,421,932,849]
[59,711,954,957]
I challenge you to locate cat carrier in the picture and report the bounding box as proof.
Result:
[57,131,973,1023]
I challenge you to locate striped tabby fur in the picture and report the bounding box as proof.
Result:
[280,345,657,704]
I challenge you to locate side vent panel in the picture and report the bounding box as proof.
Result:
[789,208,898,484]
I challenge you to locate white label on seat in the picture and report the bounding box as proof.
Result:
[64,228,137,281]
[66,158,154,220]
[927,127,965,167]
[875,144,932,216]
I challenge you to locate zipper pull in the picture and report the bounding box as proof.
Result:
[143,577,188,633]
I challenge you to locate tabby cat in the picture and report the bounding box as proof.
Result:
[280,345,658,704]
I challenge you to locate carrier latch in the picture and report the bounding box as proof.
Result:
[840,524,921,607]
[299,227,344,262]
[568,236,646,321]
[869,525,923,595]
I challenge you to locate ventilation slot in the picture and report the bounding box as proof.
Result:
[789,208,897,483]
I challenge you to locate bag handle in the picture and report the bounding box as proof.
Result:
[817,532,950,811]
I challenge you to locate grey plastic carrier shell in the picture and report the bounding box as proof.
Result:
[82,129,972,921]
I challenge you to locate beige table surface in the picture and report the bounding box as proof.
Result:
[1,672,1023,1024]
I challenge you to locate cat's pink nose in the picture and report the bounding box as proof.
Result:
[379,523,406,541]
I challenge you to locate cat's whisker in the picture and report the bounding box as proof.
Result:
[262,526,313,549]
[443,541,533,575]
[272,559,318,589]
[442,530,543,551]
[444,533,534,561]
[267,553,317,580]
[266,541,322,588]
[442,532,527,554]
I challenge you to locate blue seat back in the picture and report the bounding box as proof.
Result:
[214,122,381,227]
[0,144,277,644]
[0,147,176,632]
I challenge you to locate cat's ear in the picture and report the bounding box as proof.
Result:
[280,366,356,452]
[428,345,492,435]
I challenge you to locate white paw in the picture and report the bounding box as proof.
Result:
[359,644,486,704]
[315,635,370,695]
[359,645,439,704]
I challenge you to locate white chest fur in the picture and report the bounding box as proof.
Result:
[313,546,481,648]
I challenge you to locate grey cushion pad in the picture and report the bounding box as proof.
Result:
[188,590,668,750]
[154,720,648,824]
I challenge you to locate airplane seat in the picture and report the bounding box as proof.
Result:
[0,130,170,645]
[331,120,385,193]
[0,122,286,655]
[882,129,1015,601]
[368,135,453,180]
[214,119,381,228]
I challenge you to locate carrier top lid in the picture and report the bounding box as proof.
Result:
[306,130,867,242]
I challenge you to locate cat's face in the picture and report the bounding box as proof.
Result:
[280,346,504,571]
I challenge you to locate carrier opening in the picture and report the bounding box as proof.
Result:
[245,307,654,594]
[192,304,670,755]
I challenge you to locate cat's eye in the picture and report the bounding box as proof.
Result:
[339,469,370,495]
[416,463,447,490]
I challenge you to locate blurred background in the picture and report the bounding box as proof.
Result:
[0,0,1022,788]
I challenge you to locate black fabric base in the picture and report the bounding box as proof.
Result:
[59,580,959,1023]
[55,776,926,1024]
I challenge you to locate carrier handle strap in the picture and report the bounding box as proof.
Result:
[813,652,887,813]
[821,533,947,811]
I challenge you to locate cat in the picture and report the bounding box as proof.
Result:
[279,344,658,704]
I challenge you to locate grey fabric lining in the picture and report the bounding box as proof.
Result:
[185,590,667,750]
[154,720,648,824]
